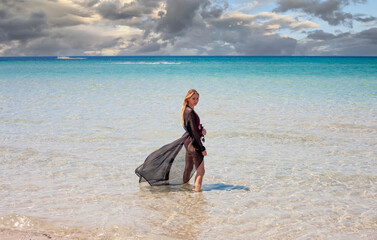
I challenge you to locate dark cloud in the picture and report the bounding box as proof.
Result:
[0,11,47,42]
[1,0,94,28]
[200,5,224,19]
[96,0,162,20]
[165,10,299,55]
[275,0,375,27]
[151,0,229,42]
[297,28,377,55]
[306,30,337,40]
[79,0,99,8]
[96,1,139,20]
[156,0,204,39]
[2,27,121,56]
[356,27,377,44]
[0,9,7,18]
[353,14,376,22]
[0,0,20,8]
[200,0,228,19]
[136,41,167,53]
[3,38,67,56]
[234,34,297,55]
[217,24,297,55]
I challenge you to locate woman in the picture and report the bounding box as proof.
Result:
[182,89,207,191]
[135,89,207,191]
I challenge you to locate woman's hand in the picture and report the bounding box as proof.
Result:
[202,128,207,135]
[202,150,207,156]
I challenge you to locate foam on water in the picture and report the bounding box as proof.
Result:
[0,56,376,239]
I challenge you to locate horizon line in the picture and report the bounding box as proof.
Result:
[1,55,377,58]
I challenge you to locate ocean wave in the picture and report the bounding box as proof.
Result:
[114,61,181,65]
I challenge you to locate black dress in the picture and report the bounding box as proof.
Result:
[135,106,205,186]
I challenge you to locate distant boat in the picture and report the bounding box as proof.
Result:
[57,56,87,60]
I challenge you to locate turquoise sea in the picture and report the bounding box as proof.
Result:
[1,56,376,239]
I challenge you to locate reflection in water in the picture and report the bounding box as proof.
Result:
[137,185,209,239]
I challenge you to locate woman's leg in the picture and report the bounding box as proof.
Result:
[183,150,193,183]
[193,161,205,191]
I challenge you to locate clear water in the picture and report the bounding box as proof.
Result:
[1,56,376,239]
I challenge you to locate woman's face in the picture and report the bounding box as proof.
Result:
[188,93,199,107]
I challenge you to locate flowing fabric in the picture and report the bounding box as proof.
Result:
[135,132,196,185]
[135,106,205,186]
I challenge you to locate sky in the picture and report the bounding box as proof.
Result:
[0,0,377,56]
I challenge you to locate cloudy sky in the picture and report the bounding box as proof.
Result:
[1,0,377,56]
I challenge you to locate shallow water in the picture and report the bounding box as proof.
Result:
[0,56,376,239]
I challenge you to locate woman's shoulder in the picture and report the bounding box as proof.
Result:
[184,107,195,119]
[184,106,193,113]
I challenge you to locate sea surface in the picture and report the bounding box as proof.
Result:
[0,56,376,239]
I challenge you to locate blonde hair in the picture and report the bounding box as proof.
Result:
[181,89,199,126]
